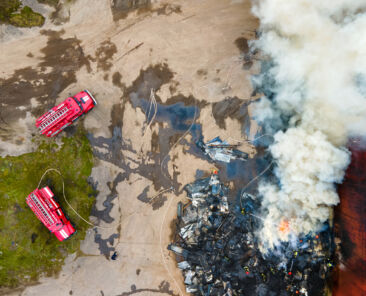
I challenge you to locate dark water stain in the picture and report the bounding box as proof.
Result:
[235,37,249,54]
[220,152,273,201]
[111,0,181,21]
[0,29,91,129]
[126,63,175,99]
[212,96,253,136]
[137,186,150,203]
[195,169,206,179]
[117,281,178,296]
[90,172,127,223]
[151,3,182,16]
[94,40,118,71]
[89,64,205,211]
[31,233,38,243]
[94,231,119,259]
[131,97,198,132]
[151,195,167,211]
[112,72,124,88]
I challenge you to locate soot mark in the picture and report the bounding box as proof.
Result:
[117,281,178,296]
[0,29,91,127]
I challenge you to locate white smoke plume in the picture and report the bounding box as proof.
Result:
[251,0,366,249]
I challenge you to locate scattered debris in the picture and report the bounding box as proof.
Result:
[196,136,248,163]
[169,173,335,295]
[111,251,118,260]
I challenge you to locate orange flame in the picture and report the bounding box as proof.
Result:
[279,220,290,234]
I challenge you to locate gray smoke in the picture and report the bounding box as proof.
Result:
[251,0,366,249]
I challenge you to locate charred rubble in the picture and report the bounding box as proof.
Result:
[196,137,248,163]
[168,173,335,295]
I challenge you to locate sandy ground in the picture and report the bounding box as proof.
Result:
[0,0,259,295]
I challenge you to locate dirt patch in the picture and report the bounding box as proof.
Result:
[234,37,249,54]
[211,96,247,129]
[126,63,175,100]
[91,172,127,223]
[196,68,207,77]
[94,40,118,72]
[112,72,124,88]
[116,42,144,61]
[150,3,182,16]
[111,0,151,20]
[111,0,181,21]
[0,29,91,129]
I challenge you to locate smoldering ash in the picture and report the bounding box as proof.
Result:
[251,0,366,249]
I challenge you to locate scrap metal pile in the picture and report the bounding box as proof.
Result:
[169,173,335,295]
[196,137,248,163]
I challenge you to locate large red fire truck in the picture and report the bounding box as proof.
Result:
[36,90,97,137]
[26,186,75,241]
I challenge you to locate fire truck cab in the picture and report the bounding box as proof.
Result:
[26,186,75,241]
[36,90,97,137]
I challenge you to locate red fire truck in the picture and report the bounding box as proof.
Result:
[36,90,97,137]
[26,186,75,241]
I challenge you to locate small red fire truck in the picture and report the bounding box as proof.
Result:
[36,90,97,137]
[26,186,75,241]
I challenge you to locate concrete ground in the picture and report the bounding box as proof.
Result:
[0,0,259,295]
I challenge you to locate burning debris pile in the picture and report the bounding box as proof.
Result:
[196,137,248,163]
[169,173,335,295]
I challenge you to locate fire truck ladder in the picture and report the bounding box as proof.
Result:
[30,193,54,226]
[39,105,69,132]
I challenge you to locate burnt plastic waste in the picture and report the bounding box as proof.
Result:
[169,173,335,295]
